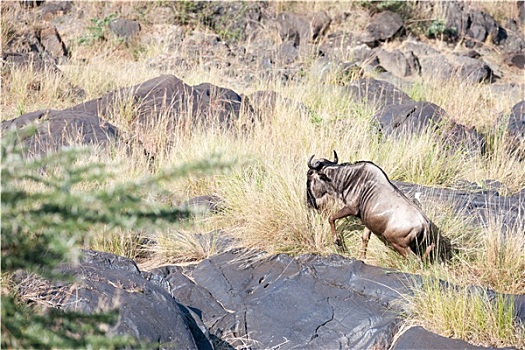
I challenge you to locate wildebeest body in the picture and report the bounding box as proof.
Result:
[307,152,448,260]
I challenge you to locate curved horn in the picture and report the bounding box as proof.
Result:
[333,150,339,164]
[308,154,316,169]
[308,154,323,170]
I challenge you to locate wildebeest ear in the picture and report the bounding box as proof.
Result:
[319,173,331,182]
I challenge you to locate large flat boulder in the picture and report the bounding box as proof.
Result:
[15,250,211,349]
[1,109,119,156]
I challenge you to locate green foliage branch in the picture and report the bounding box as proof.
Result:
[1,127,230,348]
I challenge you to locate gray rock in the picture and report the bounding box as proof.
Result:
[38,24,68,60]
[1,109,119,156]
[345,78,413,109]
[509,53,525,69]
[442,1,498,45]
[277,11,331,47]
[417,54,455,80]
[180,195,223,215]
[41,1,73,18]
[62,252,206,350]
[393,180,525,232]
[69,75,246,131]
[373,101,485,154]
[417,52,493,83]
[1,52,60,73]
[505,100,525,158]
[439,120,486,155]
[277,40,299,64]
[450,54,494,83]
[109,18,141,40]
[360,10,403,46]
[15,250,210,349]
[376,48,419,77]
[393,326,499,350]
[155,251,413,349]
[151,245,525,349]
[374,101,446,136]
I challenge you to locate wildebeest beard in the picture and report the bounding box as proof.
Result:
[306,181,318,209]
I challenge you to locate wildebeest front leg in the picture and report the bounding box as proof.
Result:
[329,206,357,250]
[359,227,371,259]
[422,243,435,261]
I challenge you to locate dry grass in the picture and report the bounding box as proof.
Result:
[405,277,525,349]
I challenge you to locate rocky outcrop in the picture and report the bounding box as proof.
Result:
[68,75,247,130]
[14,250,210,350]
[15,248,524,349]
[394,180,525,232]
[1,109,119,156]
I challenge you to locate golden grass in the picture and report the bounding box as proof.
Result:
[406,276,525,349]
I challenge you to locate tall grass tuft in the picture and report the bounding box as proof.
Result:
[408,276,525,348]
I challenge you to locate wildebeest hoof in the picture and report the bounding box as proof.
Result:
[334,239,348,253]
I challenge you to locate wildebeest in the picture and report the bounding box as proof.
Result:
[306,151,450,261]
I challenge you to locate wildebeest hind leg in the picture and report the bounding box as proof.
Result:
[390,242,414,259]
[359,228,371,259]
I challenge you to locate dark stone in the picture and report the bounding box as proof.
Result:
[505,100,525,158]
[318,32,358,59]
[191,82,244,126]
[59,250,206,349]
[1,109,119,156]
[181,195,224,214]
[345,78,413,109]
[155,250,413,349]
[276,40,299,64]
[374,101,446,135]
[277,11,331,47]
[69,75,245,131]
[393,326,498,349]
[440,121,486,155]
[360,11,403,46]
[38,24,68,59]
[393,180,525,233]
[277,13,304,47]
[151,246,525,349]
[310,11,332,42]
[510,53,525,69]
[67,75,249,157]
[41,1,73,18]
[443,1,499,46]
[373,101,485,154]
[508,100,525,135]
[417,52,493,83]
[376,48,419,77]
[1,52,60,73]
[109,19,141,40]
[451,55,494,83]
[519,1,525,23]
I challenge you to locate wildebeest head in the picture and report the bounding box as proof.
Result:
[306,150,339,209]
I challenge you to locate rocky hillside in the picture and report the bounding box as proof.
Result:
[2,1,525,349]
